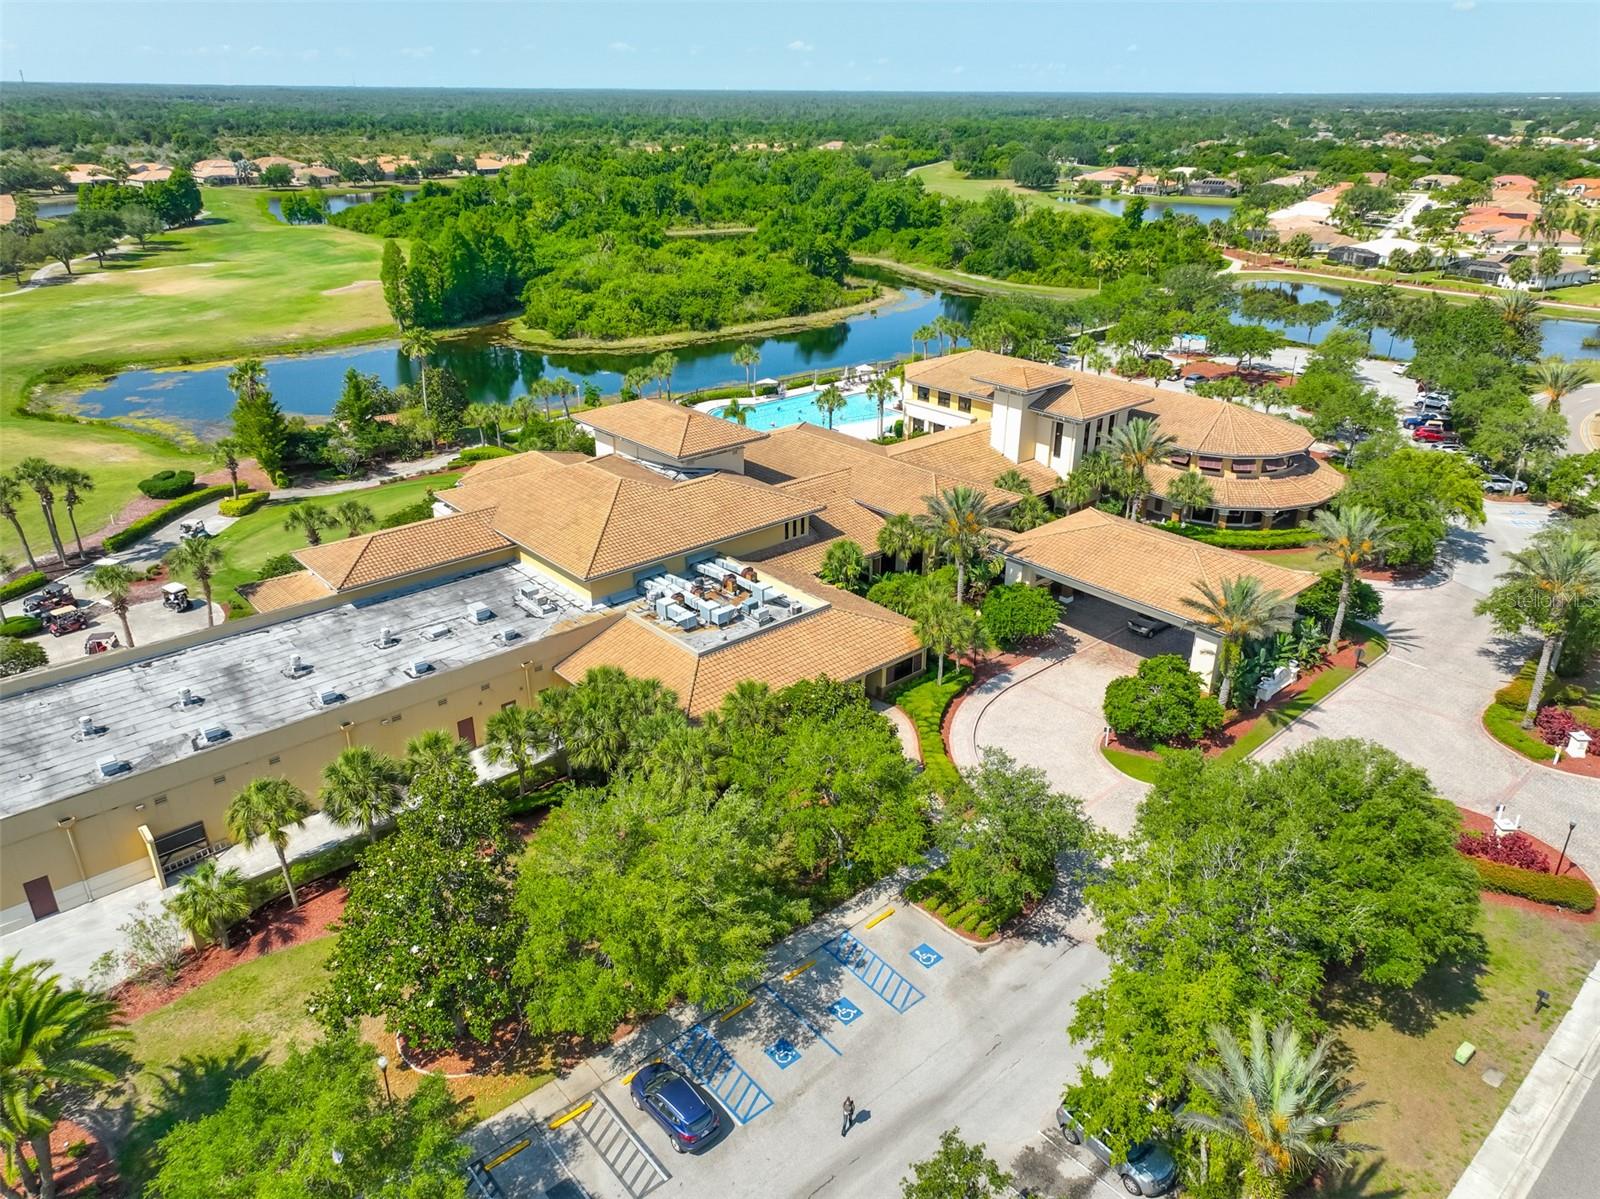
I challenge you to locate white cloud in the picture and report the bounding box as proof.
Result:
[874,56,889,66]
[398,45,434,60]
[608,40,636,53]
[788,40,814,52]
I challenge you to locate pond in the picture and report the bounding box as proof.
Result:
[62,287,980,438]
[1072,197,1235,225]
[266,189,417,222]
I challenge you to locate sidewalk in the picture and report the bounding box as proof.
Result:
[1451,960,1600,1199]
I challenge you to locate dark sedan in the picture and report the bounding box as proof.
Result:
[629,1062,722,1154]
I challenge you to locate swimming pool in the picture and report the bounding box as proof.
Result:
[713,387,889,432]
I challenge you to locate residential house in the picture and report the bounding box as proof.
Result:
[1414,173,1463,190]
[1492,174,1538,198]
[1184,176,1239,197]
[127,166,172,188]
[62,163,115,187]
[191,158,241,185]
[1077,166,1139,187]
[1561,177,1600,201]
[1329,235,1431,268]
[1131,175,1183,196]
[252,155,307,173]
[1446,254,1593,292]
[295,165,341,186]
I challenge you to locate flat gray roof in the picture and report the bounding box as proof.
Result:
[0,563,584,818]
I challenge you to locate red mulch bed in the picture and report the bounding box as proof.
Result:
[36,1118,119,1198]
[1107,642,1364,761]
[109,872,349,1022]
[1458,807,1596,924]
[394,1017,524,1077]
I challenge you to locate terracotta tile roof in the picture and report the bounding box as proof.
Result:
[251,156,306,169]
[1306,182,1352,205]
[555,566,920,717]
[1004,509,1318,622]
[1135,391,1314,457]
[246,569,334,613]
[904,350,1074,398]
[446,455,821,581]
[128,167,172,184]
[1024,374,1156,422]
[0,195,13,226]
[575,398,767,461]
[1145,460,1346,511]
[748,470,890,575]
[294,512,511,591]
[884,424,1058,494]
[1493,174,1538,191]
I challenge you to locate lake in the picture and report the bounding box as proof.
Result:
[62,287,980,437]
[266,189,417,222]
[1073,197,1234,225]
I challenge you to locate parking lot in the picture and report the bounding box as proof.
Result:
[468,873,1114,1199]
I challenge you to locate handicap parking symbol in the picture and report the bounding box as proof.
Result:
[764,1038,802,1069]
[828,997,864,1025]
[910,943,943,969]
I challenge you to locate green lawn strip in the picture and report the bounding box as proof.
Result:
[853,256,1094,302]
[887,663,973,795]
[908,161,1110,217]
[1478,657,1595,764]
[1098,745,1165,783]
[1320,904,1600,1199]
[1482,700,1559,763]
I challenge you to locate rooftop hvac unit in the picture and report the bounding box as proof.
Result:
[664,603,699,631]
[405,659,434,679]
[709,604,737,627]
[178,687,195,707]
[420,623,452,641]
[465,602,495,624]
[754,608,776,627]
[316,689,346,707]
[493,628,523,645]
[195,725,230,747]
[767,594,791,609]
[97,755,130,778]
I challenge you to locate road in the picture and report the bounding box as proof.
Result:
[1563,381,1600,454]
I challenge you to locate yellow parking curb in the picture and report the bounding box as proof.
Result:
[719,997,755,1022]
[548,1100,593,1130]
[485,1139,530,1169]
[783,959,816,981]
[865,907,895,929]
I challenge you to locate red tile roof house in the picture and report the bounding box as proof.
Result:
[1562,177,1600,201]
[191,158,242,185]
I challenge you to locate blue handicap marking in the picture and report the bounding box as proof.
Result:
[828,997,863,1025]
[666,1024,774,1125]
[910,943,943,969]
[825,932,926,1014]
[764,1038,802,1069]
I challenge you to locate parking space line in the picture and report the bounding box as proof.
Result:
[823,931,925,1013]
[664,1023,774,1125]
[758,981,842,1056]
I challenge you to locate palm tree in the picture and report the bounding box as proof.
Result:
[86,563,138,648]
[1310,505,1393,652]
[165,536,224,627]
[622,366,653,400]
[57,469,92,561]
[399,327,439,448]
[1165,469,1215,525]
[551,376,577,418]
[910,585,983,684]
[0,553,11,620]
[13,458,66,566]
[227,358,268,406]
[718,680,780,738]
[651,351,678,400]
[0,956,131,1199]
[212,437,243,499]
[732,343,761,395]
[1498,534,1600,727]
[1178,1013,1377,1199]
[819,539,868,591]
[484,703,556,796]
[918,485,1005,603]
[912,323,937,358]
[1085,348,1112,375]
[877,511,926,571]
[867,374,896,440]
[815,383,847,430]
[164,861,252,949]
[225,777,312,907]
[722,397,749,426]
[333,500,376,537]
[463,401,496,446]
[282,504,336,546]
[1106,417,1178,520]
[404,727,473,786]
[318,745,408,842]
[1182,576,1294,709]
[1071,334,1096,368]
[0,474,39,571]
[1531,357,1594,414]
[1051,469,1096,513]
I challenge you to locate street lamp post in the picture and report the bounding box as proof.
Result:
[1555,821,1577,877]
[377,1053,393,1106]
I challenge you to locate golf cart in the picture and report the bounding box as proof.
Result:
[85,631,120,655]
[45,605,90,636]
[22,581,74,618]
[177,520,211,541]
[162,582,191,611]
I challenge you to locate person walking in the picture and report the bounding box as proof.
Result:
[841,1096,856,1138]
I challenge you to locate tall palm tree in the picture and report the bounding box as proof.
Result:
[0,474,39,572]
[815,383,847,430]
[463,401,496,446]
[1165,469,1215,525]
[1071,334,1096,368]
[1106,417,1178,520]
[399,327,439,448]
[912,323,937,358]
[212,437,243,499]
[164,861,252,950]
[86,564,138,648]
[0,956,131,1199]
[282,504,336,546]
[877,512,926,571]
[13,459,67,566]
[404,727,473,786]
[319,745,408,842]
[226,358,268,406]
[1085,348,1112,375]
[651,351,678,401]
[1179,1013,1377,1199]
[732,343,761,395]
[56,469,92,562]
[225,777,312,908]
[165,536,224,627]
[722,397,749,426]
[867,374,896,440]
[1499,534,1600,727]
[1181,575,1294,709]
[1531,357,1594,414]
[918,485,1005,603]
[333,499,376,537]
[1310,505,1393,652]
[484,703,556,796]
[717,679,779,739]
[551,376,577,418]
[0,553,11,620]
[622,366,653,400]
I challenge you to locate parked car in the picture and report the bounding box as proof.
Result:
[629,1063,721,1154]
[45,606,90,636]
[1412,425,1450,443]
[1392,363,1409,376]
[22,582,74,617]
[1483,474,1529,494]
[1126,614,1173,639]
[1401,413,1435,429]
[1056,1107,1178,1196]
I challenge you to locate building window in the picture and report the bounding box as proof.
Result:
[1052,421,1064,457]
[267,755,281,766]
[957,397,972,413]
[501,700,516,710]
[1234,459,1259,477]
[1198,456,1224,476]
[212,775,226,785]
[938,391,951,406]
[916,386,929,401]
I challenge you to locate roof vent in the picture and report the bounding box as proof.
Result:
[375,626,399,649]
[78,715,103,738]
[493,628,523,646]
[404,659,434,679]
[420,623,452,642]
[193,724,231,748]
[178,687,197,708]
[465,601,495,624]
[283,652,312,678]
[315,688,346,708]
[96,755,130,778]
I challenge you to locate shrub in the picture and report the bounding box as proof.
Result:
[105,485,237,551]
[1103,654,1226,745]
[1,614,44,637]
[449,445,515,466]
[980,583,1059,649]
[1456,829,1549,872]
[0,570,47,602]
[379,500,435,529]
[1164,522,1320,549]
[137,469,196,499]
[256,552,302,582]
[887,664,972,798]
[0,637,48,677]
[867,566,957,617]
[1467,857,1597,912]
[217,491,270,517]
[1533,705,1598,747]
[1296,571,1382,627]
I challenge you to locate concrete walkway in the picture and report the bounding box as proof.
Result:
[871,700,923,763]
[1452,960,1600,1199]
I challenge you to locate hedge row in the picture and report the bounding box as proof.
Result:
[217,491,270,517]
[0,615,44,638]
[137,469,196,500]
[448,445,515,467]
[1163,522,1321,549]
[905,870,1011,940]
[105,485,241,552]
[886,664,972,799]
[0,571,47,602]
[1467,857,1597,913]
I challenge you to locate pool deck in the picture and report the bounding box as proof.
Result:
[695,380,897,442]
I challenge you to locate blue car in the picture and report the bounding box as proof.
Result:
[629,1062,722,1154]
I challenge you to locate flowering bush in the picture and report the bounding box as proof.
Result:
[1456,829,1550,873]
[1533,706,1599,747]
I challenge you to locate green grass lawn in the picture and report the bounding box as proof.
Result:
[1,186,392,563]
[1321,903,1600,1198]
[909,161,1110,217]
[171,473,460,612]
[853,256,1095,302]
[887,662,973,795]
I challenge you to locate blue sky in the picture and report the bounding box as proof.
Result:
[2,1,1596,93]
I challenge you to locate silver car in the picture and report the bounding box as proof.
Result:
[1056,1106,1179,1196]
